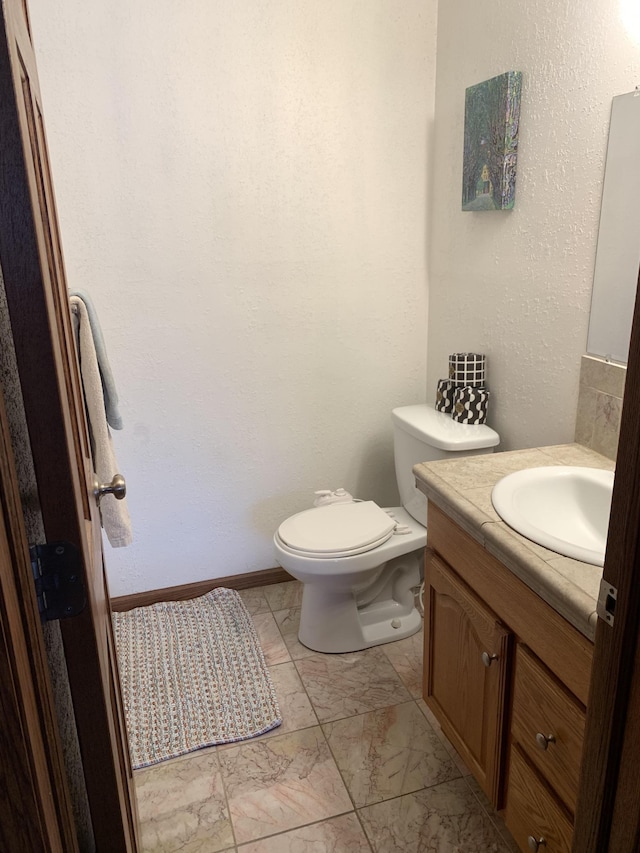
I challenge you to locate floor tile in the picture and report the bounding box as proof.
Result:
[263,580,303,611]
[218,726,352,844]
[238,587,271,616]
[132,581,517,852]
[272,607,316,660]
[295,648,412,723]
[251,611,291,665]
[323,701,460,808]
[264,662,318,736]
[134,750,234,852]
[417,699,472,778]
[237,813,371,852]
[358,777,511,852]
[464,776,520,853]
[382,629,424,698]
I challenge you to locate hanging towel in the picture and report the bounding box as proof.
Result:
[70,295,133,548]
[69,289,123,430]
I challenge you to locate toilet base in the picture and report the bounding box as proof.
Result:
[360,604,422,648]
[297,550,423,654]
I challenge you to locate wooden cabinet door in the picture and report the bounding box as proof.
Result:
[505,745,573,853]
[511,645,585,815]
[424,551,511,805]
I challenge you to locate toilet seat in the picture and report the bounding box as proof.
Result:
[277,501,396,558]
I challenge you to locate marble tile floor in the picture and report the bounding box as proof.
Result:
[134,580,518,853]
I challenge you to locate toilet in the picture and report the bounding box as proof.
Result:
[273,404,500,653]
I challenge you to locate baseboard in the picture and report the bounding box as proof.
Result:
[110,567,294,612]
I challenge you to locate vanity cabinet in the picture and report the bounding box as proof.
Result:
[425,554,510,804]
[423,502,593,853]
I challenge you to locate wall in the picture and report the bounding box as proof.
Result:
[427,0,640,451]
[28,1,437,596]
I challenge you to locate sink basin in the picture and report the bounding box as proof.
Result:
[491,466,614,566]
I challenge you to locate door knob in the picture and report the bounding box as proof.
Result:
[535,732,556,751]
[527,836,547,851]
[481,651,498,667]
[94,473,126,503]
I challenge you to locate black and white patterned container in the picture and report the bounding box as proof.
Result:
[448,353,486,388]
[435,379,455,413]
[452,386,490,425]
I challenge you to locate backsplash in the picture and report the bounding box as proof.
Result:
[575,355,626,461]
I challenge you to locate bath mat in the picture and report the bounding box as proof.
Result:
[112,588,281,769]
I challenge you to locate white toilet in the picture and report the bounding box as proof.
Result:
[273,404,500,653]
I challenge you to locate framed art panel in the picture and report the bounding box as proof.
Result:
[462,71,522,211]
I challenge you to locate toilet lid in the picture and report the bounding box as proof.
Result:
[277,501,396,557]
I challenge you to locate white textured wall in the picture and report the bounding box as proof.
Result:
[28,1,437,595]
[428,0,640,450]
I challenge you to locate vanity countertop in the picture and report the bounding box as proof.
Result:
[413,443,614,641]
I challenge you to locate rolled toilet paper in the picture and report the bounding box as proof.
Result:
[448,353,486,387]
[452,386,490,425]
[435,379,455,413]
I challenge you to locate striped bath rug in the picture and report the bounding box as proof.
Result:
[112,588,281,769]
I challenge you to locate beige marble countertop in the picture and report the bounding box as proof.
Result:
[413,443,614,642]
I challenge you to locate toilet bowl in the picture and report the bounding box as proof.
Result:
[274,502,425,652]
[274,405,500,654]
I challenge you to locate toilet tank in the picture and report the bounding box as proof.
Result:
[391,405,500,525]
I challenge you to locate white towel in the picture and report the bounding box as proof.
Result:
[70,295,133,547]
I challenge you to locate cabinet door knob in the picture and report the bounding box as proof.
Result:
[481,651,498,667]
[535,732,556,750]
[527,836,547,851]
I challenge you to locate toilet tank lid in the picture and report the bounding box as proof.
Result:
[391,405,500,451]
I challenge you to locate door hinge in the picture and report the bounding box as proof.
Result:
[596,578,617,627]
[30,542,86,622]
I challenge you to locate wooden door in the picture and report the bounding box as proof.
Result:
[573,266,640,850]
[424,551,511,806]
[0,1,138,849]
[0,377,79,852]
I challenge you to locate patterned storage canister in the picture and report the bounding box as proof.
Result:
[435,379,455,413]
[452,386,490,425]
[449,353,486,387]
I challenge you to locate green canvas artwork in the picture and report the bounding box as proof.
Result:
[462,71,522,211]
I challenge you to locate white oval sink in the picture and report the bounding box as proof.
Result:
[491,466,614,567]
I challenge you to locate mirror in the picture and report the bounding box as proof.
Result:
[587,90,640,364]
